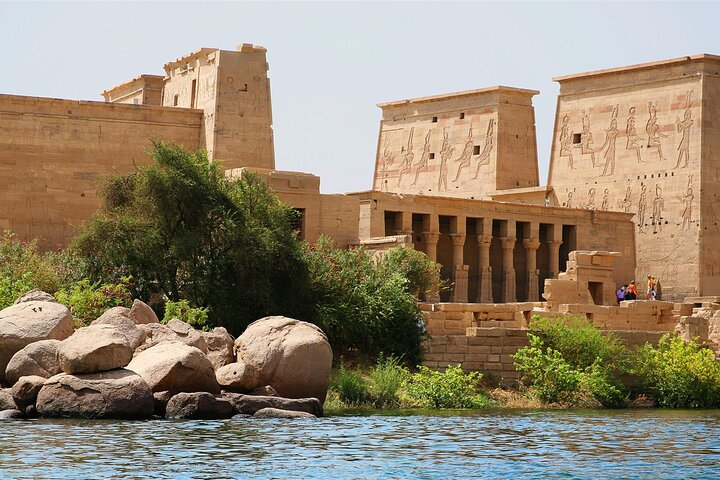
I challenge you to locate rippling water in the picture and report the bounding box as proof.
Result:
[1,409,719,479]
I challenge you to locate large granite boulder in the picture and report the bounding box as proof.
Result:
[11,375,45,410]
[58,324,133,374]
[0,389,17,410]
[5,339,62,385]
[126,342,219,394]
[36,369,154,419]
[202,327,234,370]
[165,392,234,419]
[216,361,259,392]
[15,290,56,304]
[253,407,317,419]
[0,409,23,419]
[234,316,332,402]
[136,320,208,353]
[91,309,146,350]
[221,392,323,417]
[0,301,73,383]
[129,300,159,325]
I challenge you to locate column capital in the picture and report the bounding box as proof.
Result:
[476,234,492,247]
[523,238,541,251]
[422,231,440,245]
[547,240,563,248]
[500,237,516,250]
[450,233,466,246]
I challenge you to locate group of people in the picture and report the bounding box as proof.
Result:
[616,275,659,303]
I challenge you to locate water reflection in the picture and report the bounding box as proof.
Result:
[0,410,718,479]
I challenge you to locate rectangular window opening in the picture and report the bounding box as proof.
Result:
[460,112,465,119]
[431,116,438,123]
[473,145,480,155]
[429,153,435,159]
[572,133,582,144]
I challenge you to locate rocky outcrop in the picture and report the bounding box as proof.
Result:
[36,369,154,419]
[0,389,17,410]
[165,392,234,419]
[0,301,73,383]
[136,320,208,353]
[0,409,23,419]
[202,327,234,370]
[58,324,133,374]
[91,309,146,350]
[129,300,159,325]
[216,361,259,392]
[11,375,45,410]
[234,316,332,402]
[221,392,323,417]
[253,407,317,419]
[126,342,220,394]
[5,339,62,385]
[15,289,56,304]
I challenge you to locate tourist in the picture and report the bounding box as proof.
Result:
[616,285,626,304]
[627,281,638,300]
[646,275,656,300]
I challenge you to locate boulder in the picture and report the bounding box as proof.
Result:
[5,339,62,385]
[136,321,208,353]
[234,316,332,402]
[0,409,23,419]
[221,392,322,417]
[15,289,56,304]
[153,390,173,417]
[253,407,316,419]
[58,324,133,374]
[216,361,259,392]
[91,310,146,350]
[36,369,154,419]
[251,385,279,397]
[0,389,17,410]
[165,392,234,419]
[202,327,234,370]
[0,301,73,383]
[129,300,159,325]
[126,342,220,394]
[11,375,45,410]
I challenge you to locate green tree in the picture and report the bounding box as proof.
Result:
[71,140,311,335]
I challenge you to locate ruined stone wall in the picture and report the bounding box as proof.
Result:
[0,94,203,249]
[547,56,720,299]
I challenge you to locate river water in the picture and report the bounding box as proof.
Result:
[1,409,718,479]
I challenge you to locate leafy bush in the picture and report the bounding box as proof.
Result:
[329,359,370,406]
[55,278,132,327]
[404,365,489,409]
[367,355,410,408]
[163,299,210,331]
[634,334,720,408]
[379,247,441,300]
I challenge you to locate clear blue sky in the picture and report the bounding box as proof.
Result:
[1,1,718,193]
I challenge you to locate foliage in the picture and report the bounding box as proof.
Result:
[305,237,428,363]
[404,365,489,409]
[633,334,720,408]
[163,299,210,331]
[55,278,132,327]
[367,355,410,408]
[70,141,311,336]
[379,247,441,300]
[329,359,370,406]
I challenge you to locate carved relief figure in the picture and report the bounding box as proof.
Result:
[411,130,431,186]
[438,128,454,192]
[619,185,632,213]
[652,184,664,233]
[601,188,610,211]
[646,101,668,161]
[559,114,575,169]
[638,184,647,233]
[675,91,694,169]
[580,110,597,166]
[681,175,694,230]
[566,191,574,208]
[599,105,619,176]
[378,142,394,192]
[586,187,596,210]
[397,127,415,186]
[625,106,643,163]
[453,126,475,182]
[471,119,495,180]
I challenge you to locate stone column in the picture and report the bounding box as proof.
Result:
[397,211,413,235]
[500,237,516,303]
[450,233,468,302]
[547,240,562,279]
[422,231,441,302]
[523,238,541,301]
[476,234,493,303]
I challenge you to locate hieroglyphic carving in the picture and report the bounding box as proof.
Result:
[437,128,453,192]
[378,141,394,192]
[619,185,632,213]
[599,105,619,176]
[638,184,648,233]
[646,101,668,161]
[601,188,610,211]
[681,175,694,230]
[580,110,596,166]
[397,127,414,185]
[411,130,431,186]
[626,106,643,163]
[652,184,664,233]
[559,114,575,169]
[565,191,574,208]
[452,126,474,182]
[585,187,596,210]
[675,91,693,169]
[471,119,495,180]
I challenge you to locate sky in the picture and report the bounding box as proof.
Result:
[1,1,719,194]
